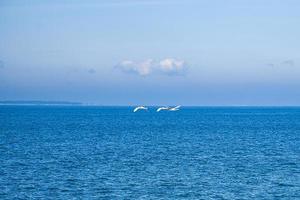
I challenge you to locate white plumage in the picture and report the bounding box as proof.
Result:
[156,107,169,112]
[169,105,181,111]
[133,106,148,112]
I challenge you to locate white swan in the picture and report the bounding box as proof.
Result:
[133,106,148,112]
[169,105,181,111]
[156,107,169,112]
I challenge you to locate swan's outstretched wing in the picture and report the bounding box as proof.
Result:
[157,107,169,112]
[169,105,181,111]
[133,106,148,112]
[133,107,140,112]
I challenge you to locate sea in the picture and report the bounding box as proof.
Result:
[0,106,299,199]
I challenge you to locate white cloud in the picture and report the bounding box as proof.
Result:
[115,59,154,76]
[158,58,187,75]
[115,58,187,76]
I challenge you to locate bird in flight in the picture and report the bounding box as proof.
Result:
[169,105,181,111]
[156,107,170,112]
[133,106,148,112]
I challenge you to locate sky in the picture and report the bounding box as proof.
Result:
[0,0,300,105]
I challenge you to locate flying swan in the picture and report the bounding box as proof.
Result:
[133,106,148,112]
[156,107,170,112]
[169,105,181,111]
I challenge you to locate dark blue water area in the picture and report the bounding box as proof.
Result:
[0,106,299,199]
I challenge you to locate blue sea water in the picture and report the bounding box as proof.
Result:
[0,106,299,199]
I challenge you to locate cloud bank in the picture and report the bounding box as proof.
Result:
[115,58,188,76]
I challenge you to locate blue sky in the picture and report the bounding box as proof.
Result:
[0,0,300,105]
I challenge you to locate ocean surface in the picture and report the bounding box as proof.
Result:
[0,106,299,199]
